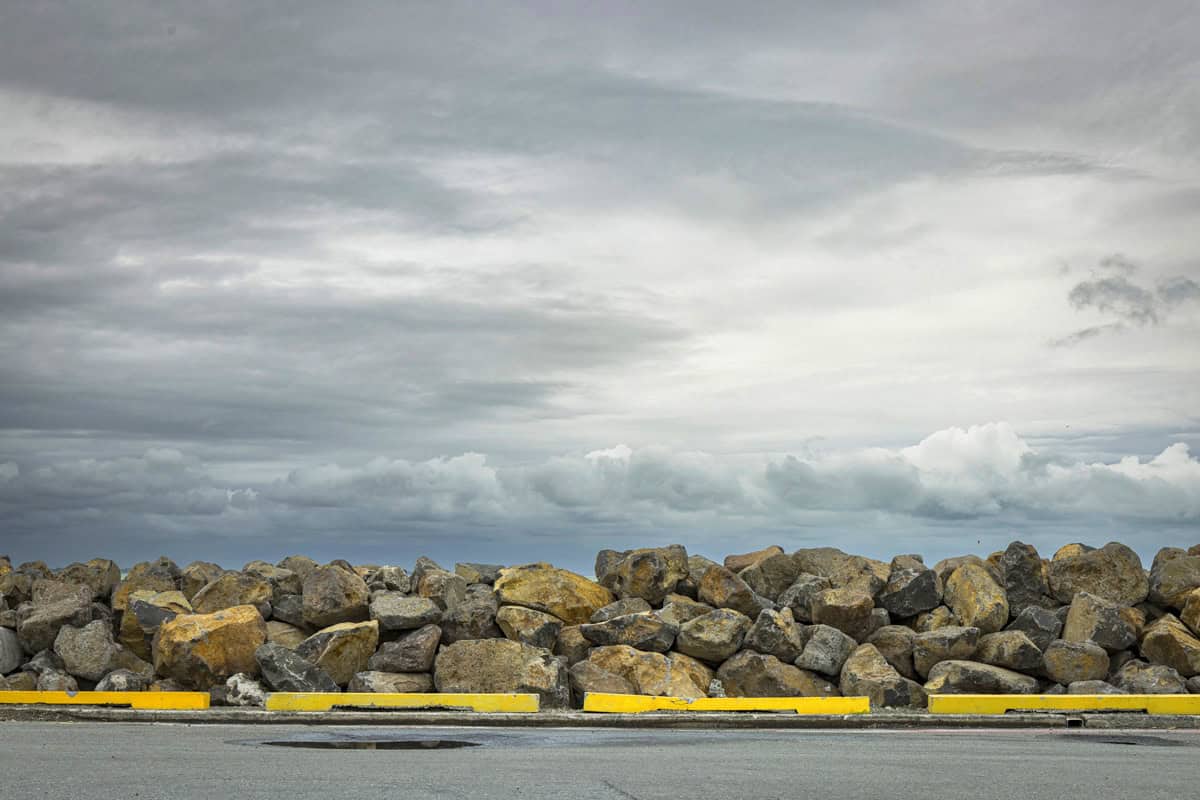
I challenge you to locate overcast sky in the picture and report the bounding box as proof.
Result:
[1,2,1198,572]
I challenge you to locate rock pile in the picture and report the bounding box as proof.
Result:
[2,542,1199,709]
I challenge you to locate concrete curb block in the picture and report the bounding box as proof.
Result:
[4,705,1199,729]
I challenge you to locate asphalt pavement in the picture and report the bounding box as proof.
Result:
[2,723,1197,799]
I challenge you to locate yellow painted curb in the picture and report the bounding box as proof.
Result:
[264,692,541,713]
[928,694,1200,715]
[0,691,210,710]
[582,692,871,714]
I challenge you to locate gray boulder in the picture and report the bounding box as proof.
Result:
[794,624,856,677]
[674,609,752,663]
[254,642,339,693]
[878,555,941,618]
[579,614,677,653]
[368,624,441,673]
[1006,606,1063,651]
[742,608,807,663]
[95,669,151,692]
[913,626,980,678]
[369,593,441,632]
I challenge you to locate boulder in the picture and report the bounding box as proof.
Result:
[1110,660,1188,694]
[809,587,874,641]
[1043,639,1110,684]
[95,669,151,692]
[180,562,226,601]
[602,545,689,605]
[454,563,502,586]
[718,651,839,697]
[2,671,36,691]
[742,608,806,663]
[840,643,927,709]
[670,652,715,696]
[913,626,980,678]
[1148,554,1200,610]
[674,609,752,663]
[1139,614,1200,677]
[368,624,441,673]
[434,639,569,709]
[999,541,1055,615]
[738,552,800,602]
[153,605,267,689]
[568,661,636,702]
[932,555,1001,587]
[1047,542,1148,606]
[580,614,676,653]
[295,620,380,686]
[415,568,468,611]
[582,645,672,696]
[878,555,942,618]
[590,598,652,623]
[827,556,890,598]
[111,558,180,611]
[0,627,22,674]
[242,562,302,599]
[225,673,268,707]
[594,550,629,587]
[120,590,192,660]
[656,595,714,628]
[724,545,785,573]
[1181,589,1200,638]
[494,564,614,625]
[22,648,65,675]
[912,606,958,632]
[697,566,772,618]
[794,624,857,677]
[277,555,318,581]
[974,630,1043,673]
[496,605,562,649]
[364,565,411,593]
[265,620,308,649]
[55,560,121,602]
[16,588,93,654]
[1067,680,1124,694]
[924,660,1039,694]
[302,566,369,629]
[1062,592,1137,652]
[348,671,434,693]
[191,572,272,615]
[53,620,118,681]
[369,593,441,631]
[271,594,306,628]
[944,564,1008,634]
[777,574,832,623]
[553,626,591,666]
[254,642,339,693]
[866,625,917,680]
[440,585,502,643]
[1005,606,1063,651]
[37,670,78,691]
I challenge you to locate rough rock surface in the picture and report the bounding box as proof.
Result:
[924,660,1039,694]
[794,624,857,677]
[878,556,942,618]
[255,642,339,693]
[999,541,1054,615]
[434,638,569,709]
[944,563,1008,634]
[349,671,434,693]
[1047,542,1149,606]
[368,624,441,673]
[153,605,267,690]
[913,626,980,678]
[602,546,689,605]
[439,585,502,643]
[369,593,441,631]
[867,625,917,679]
[742,608,806,663]
[1139,614,1200,677]
[496,605,561,649]
[840,643,927,709]
[302,566,370,629]
[1042,639,1110,684]
[1110,660,1188,694]
[697,566,772,618]
[494,564,614,625]
[1148,554,1200,610]
[1006,606,1063,652]
[295,620,380,686]
[191,572,272,615]
[718,651,839,698]
[974,630,1043,673]
[674,609,751,663]
[580,613,677,653]
[1062,592,1137,652]
[809,587,874,641]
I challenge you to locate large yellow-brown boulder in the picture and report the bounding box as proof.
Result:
[191,572,272,615]
[1140,614,1200,677]
[1047,542,1148,606]
[295,620,380,686]
[153,605,267,689]
[944,563,1008,634]
[494,563,613,625]
[301,565,370,628]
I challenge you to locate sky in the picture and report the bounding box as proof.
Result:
[0,2,1198,573]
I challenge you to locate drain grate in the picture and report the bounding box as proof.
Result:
[262,739,481,750]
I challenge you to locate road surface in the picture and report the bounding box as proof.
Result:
[1,723,1197,799]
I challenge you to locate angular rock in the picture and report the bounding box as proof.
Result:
[302,565,369,629]
[22,648,65,675]
[348,671,434,693]
[295,620,380,687]
[590,598,652,623]
[554,625,591,666]
[53,620,117,681]
[594,550,629,587]
[242,562,302,600]
[1139,614,1200,677]
[277,555,318,581]
[777,574,832,623]
[16,590,93,655]
[1067,680,1124,694]
[697,566,772,618]
[913,626,980,678]
[1047,542,1148,606]
[2,671,36,691]
[999,541,1055,615]
[0,627,21,674]
[121,590,191,661]
[582,645,672,695]
[944,563,1008,634]
[924,660,1039,694]
[434,639,569,709]
[1182,589,1200,637]
[794,624,857,677]
[840,643,927,709]
[1111,660,1188,694]
[743,608,807,663]
[365,565,411,593]
[912,606,957,632]
[809,587,874,641]
[95,669,151,692]
[111,557,180,611]
[496,605,562,649]
[1043,639,1110,684]
[153,605,267,689]
[932,555,1001,587]
[265,620,308,649]
[494,564,614,625]
[1188,676,1200,694]
[37,670,78,691]
[369,593,441,631]
[1148,554,1200,610]
[670,652,715,695]
[828,556,890,598]
[580,614,676,653]
[1062,592,1137,652]
[55,560,121,602]
[368,624,441,673]
[180,562,227,601]
[867,625,917,680]
[718,651,840,698]
[440,585,502,643]
[738,552,800,602]
[568,660,636,702]
[192,572,272,615]
[603,545,689,605]
[974,630,1043,673]
[415,568,468,611]
[455,563,502,586]
[271,593,306,628]
[1005,605,1063,652]
[254,642,339,693]
[724,545,784,573]
[225,673,268,707]
[674,608,752,663]
[878,555,942,618]
[655,595,713,628]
